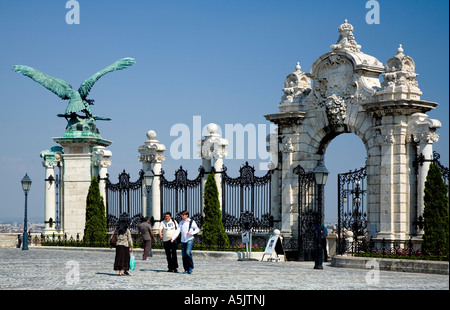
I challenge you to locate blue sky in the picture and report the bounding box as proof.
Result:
[0,0,448,223]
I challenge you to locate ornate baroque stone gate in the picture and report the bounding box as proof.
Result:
[38,21,444,249]
[265,20,442,248]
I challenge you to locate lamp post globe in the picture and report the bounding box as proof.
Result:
[21,173,32,250]
[313,159,329,186]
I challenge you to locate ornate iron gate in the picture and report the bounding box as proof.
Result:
[221,162,274,233]
[105,170,144,231]
[293,165,321,260]
[160,166,205,227]
[337,166,367,254]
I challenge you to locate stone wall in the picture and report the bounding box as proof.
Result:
[0,233,19,248]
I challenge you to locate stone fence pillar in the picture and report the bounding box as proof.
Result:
[138,130,166,229]
[199,123,228,210]
[92,146,112,205]
[40,146,63,236]
[408,113,441,237]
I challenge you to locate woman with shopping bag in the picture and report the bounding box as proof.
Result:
[112,218,134,276]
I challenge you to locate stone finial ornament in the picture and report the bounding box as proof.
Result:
[331,19,361,53]
[375,44,422,101]
[279,61,311,110]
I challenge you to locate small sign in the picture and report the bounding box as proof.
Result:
[262,235,285,261]
[241,231,249,244]
[264,235,279,255]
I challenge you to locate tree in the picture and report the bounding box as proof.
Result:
[422,163,449,257]
[202,173,229,247]
[84,176,107,245]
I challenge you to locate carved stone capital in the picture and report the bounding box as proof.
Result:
[138,154,166,163]
[199,123,228,160]
[41,146,64,169]
[407,113,441,145]
[92,146,112,168]
[138,130,166,163]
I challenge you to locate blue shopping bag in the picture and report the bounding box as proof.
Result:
[129,252,135,271]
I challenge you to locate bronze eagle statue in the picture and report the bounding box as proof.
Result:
[12,57,135,120]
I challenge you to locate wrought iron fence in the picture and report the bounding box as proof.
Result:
[105,162,274,235]
[221,162,274,234]
[345,237,448,261]
[159,166,205,227]
[105,170,144,232]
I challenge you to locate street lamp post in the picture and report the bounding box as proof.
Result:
[313,160,328,269]
[144,175,153,223]
[21,173,32,250]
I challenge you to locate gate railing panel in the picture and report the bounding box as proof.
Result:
[337,166,367,255]
[221,162,274,234]
[106,170,144,232]
[293,165,320,261]
[160,166,205,227]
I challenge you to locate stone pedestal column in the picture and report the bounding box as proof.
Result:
[138,130,166,228]
[54,136,111,239]
[40,146,63,235]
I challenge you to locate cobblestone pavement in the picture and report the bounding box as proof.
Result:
[0,247,448,292]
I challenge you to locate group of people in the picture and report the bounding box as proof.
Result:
[112,210,199,276]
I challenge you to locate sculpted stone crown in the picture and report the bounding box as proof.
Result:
[332,19,361,53]
[338,19,353,33]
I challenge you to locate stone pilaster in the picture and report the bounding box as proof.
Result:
[280,136,295,237]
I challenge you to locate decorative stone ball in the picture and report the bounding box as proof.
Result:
[147,130,157,140]
[207,123,218,134]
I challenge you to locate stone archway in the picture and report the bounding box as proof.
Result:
[265,20,441,249]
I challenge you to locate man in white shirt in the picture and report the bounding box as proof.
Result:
[171,210,199,274]
[159,212,179,272]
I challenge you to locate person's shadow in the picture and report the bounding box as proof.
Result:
[138,268,169,273]
[96,269,171,275]
[95,272,120,276]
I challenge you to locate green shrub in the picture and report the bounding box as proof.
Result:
[422,163,449,257]
[202,173,229,247]
[83,176,107,245]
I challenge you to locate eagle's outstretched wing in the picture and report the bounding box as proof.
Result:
[78,57,136,99]
[12,65,75,100]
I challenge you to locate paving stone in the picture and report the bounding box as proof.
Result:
[0,247,448,291]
